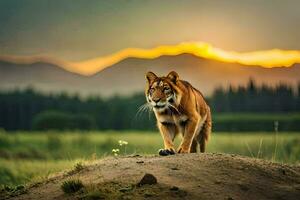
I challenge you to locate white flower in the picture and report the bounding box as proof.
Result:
[118,140,128,146]
[112,149,120,153]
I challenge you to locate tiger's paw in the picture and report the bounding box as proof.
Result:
[177,147,189,154]
[158,148,176,156]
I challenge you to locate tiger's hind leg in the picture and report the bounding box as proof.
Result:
[190,139,199,153]
[196,113,212,153]
[197,115,212,153]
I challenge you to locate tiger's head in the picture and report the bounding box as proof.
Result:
[145,71,182,113]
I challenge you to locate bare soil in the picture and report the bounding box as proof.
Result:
[3,153,300,200]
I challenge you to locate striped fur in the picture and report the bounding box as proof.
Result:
[145,71,212,154]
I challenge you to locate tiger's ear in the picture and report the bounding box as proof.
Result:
[146,71,157,83]
[167,71,179,83]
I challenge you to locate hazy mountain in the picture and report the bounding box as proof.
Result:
[0,54,299,97]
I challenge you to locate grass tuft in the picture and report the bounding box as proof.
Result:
[67,162,85,175]
[0,184,27,198]
[74,162,84,172]
[61,179,84,194]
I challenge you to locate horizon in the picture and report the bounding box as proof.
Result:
[1,41,300,76]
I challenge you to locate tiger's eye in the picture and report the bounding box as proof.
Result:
[163,87,170,91]
[149,88,154,94]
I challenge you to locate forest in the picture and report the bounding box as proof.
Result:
[0,79,299,131]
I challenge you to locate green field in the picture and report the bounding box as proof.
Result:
[0,130,299,187]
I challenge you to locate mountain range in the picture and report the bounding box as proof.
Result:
[0,53,299,97]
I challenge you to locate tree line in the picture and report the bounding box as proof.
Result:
[211,79,300,112]
[0,79,299,131]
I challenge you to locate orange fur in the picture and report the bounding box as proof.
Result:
[145,71,212,154]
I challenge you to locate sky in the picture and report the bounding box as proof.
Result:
[0,0,300,62]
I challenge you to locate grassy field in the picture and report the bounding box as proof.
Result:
[0,130,299,187]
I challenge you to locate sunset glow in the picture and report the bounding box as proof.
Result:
[1,42,300,76]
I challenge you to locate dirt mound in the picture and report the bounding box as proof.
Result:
[4,153,300,200]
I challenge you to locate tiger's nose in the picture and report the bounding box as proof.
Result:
[152,98,161,103]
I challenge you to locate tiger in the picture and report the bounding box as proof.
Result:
[145,71,212,156]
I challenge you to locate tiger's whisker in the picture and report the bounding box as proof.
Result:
[135,103,153,119]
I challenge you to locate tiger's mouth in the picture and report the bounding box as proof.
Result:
[153,104,168,113]
[154,104,165,108]
[150,99,167,108]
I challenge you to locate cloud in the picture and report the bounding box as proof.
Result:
[1,42,300,76]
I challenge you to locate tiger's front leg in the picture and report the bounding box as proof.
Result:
[157,122,177,156]
[177,116,199,153]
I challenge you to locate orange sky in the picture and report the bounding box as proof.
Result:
[1,42,300,76]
